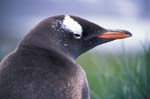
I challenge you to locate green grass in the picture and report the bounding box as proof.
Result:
[77,44,150,99]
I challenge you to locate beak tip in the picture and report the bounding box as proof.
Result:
[124,30,132,38]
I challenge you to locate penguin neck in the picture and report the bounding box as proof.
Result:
[20,34,77,61]
[56,43,79,60]
[19,44,76,63]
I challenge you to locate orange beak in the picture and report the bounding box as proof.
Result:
[97,30,132,39]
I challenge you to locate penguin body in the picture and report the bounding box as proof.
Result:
[0,15,131,99]
[0,46,88,99]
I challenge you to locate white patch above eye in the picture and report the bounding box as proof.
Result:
[62,15,83,39]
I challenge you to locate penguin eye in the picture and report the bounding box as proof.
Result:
[74,34,82,39]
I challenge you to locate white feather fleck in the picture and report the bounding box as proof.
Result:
[64,44,68,47]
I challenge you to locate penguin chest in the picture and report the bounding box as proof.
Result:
[48,65,89,99]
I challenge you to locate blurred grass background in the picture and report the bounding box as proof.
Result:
[76,43,150,99]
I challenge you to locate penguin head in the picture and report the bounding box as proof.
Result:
[21,15,132,59]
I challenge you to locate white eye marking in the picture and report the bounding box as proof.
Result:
[62,15,83,39]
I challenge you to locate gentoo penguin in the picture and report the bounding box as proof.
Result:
[0,15,132,99]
